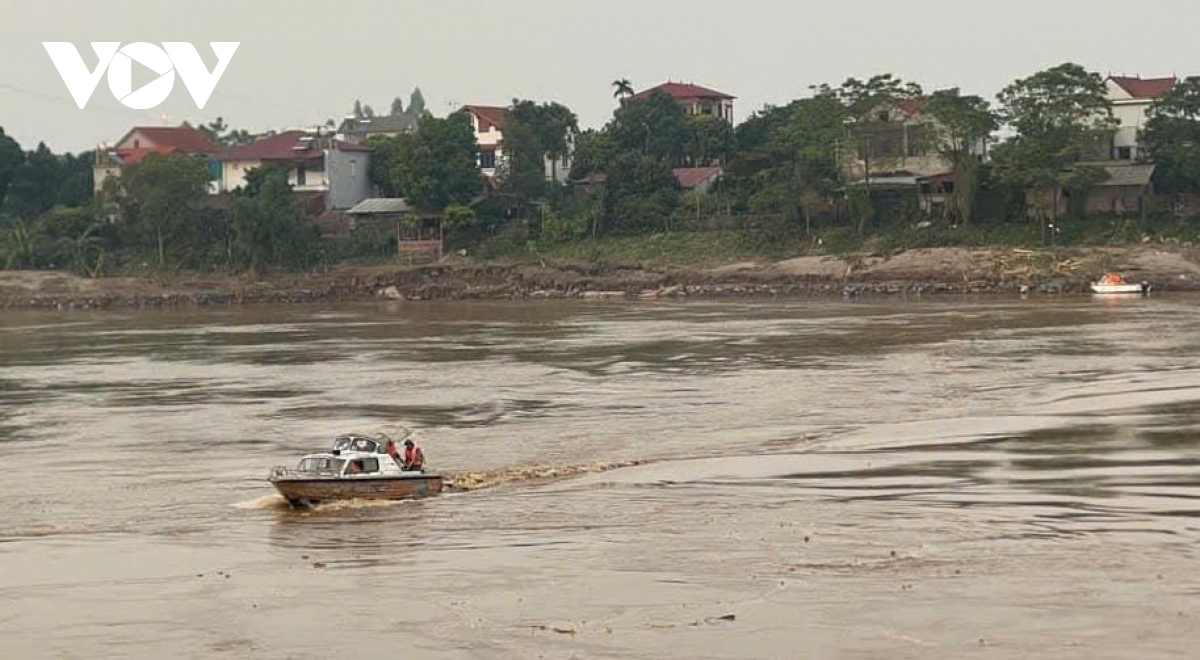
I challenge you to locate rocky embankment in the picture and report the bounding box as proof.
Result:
[4,246,1200,311]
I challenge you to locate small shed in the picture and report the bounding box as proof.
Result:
[345,198,443,262]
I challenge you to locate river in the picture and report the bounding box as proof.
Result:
[1,295,1199,659]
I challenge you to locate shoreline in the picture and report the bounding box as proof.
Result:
[4,246,1200,311]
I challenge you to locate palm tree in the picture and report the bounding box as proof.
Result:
[612,79,634,102]
[54,224,106,278]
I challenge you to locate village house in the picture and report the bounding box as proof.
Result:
[218,130,372,211]
[1105,75,1177,162]
[837,98,989,216]
[1024,75,1177,220]
[459,105,573,185]
[633,82,736,124]
[573,166,724,194]
[839,98,967,184]
[336,114,416,145]
[93,125,221,195]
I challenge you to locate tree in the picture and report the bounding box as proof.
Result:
[569,129,616,180]
[364,133,414,198]
[363,104,376,118]
[686,114,735,166]
[390,96,405,116]
[496,119,546,207]
[993,63,1115,223]
[604,152,679,233]
[924,88,998,223]
[110,154,210,269]
[54,221,106,278]
[507,99,580,182]
[770,94,848,232]
[353,99,364,118]
[610,91,691,164]
[0,127,25,212]
[1143,76,1200,193]
[4,143,62,220]
[407,87,427,119]
[230,167,318,272]
[812,74,923,231]
[198,117,255,147]
[397,113,481,208]
[56,151,95,208]
[612,79,634,102]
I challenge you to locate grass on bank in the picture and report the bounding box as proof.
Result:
[468,214,1200,268]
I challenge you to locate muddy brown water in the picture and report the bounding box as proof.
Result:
[2,295,1199,659]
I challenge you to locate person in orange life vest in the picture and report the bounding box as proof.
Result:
[385,438,401,466]
[402,439,425,472]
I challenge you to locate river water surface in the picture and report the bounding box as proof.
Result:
[2,296,1199,659]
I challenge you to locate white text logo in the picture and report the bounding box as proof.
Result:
[42,42,239,110]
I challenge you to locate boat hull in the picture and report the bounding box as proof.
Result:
[1090,283,1146,294]
[270,475,444,506]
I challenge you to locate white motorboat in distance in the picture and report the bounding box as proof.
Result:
[1090,272,1150,295]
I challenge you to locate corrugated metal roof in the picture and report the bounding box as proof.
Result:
[672,166,723,189]
[1099,164,1156,187]
[346,198,413,214]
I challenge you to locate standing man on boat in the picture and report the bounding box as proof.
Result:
[385,438,402,466]
[402,439,425,472]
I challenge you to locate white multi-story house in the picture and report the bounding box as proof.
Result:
[1105,75,1177,161]
[460,105,573,185]
[219,129,372,210]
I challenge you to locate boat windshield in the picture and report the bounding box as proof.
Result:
[332,436,381,453]
[296,457,347,475]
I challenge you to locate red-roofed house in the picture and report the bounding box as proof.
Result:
[1106,75,1177,161]
[94,125,221,194]
[672,167,723,193]
[632,82,735,124]
[219,129,372,210]
[459,105,573,184]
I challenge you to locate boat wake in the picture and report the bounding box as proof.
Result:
[232,494,290,511]
[446,460,647,492]
[233,458,647,510]
[231,493,413,512]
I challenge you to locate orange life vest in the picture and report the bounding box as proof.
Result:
[403,446,424,469]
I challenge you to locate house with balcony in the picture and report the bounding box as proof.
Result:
[94,125,222,195]
[336,113,416,145]
[632,82,736,124]
[1105,75,1177,161]
[218,130,372,211]
[837,98,993,217]
[460,104,573,185]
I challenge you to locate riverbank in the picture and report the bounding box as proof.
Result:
[4,245,1200,310]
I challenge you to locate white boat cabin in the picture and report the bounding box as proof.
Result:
[286,434,418,478]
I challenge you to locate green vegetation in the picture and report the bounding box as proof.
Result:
[7,63,1200,279]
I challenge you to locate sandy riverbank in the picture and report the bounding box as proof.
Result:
[4,246,1200,310]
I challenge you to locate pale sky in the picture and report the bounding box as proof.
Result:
[2,0,1197,153]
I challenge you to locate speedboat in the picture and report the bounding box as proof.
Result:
[1090,272,1150,295]
[268,434,443,507]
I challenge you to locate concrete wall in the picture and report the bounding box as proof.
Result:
[221,159,331,195]
[325,148,370,210]
[221,159,260,192]
[1111,102,1151,159]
